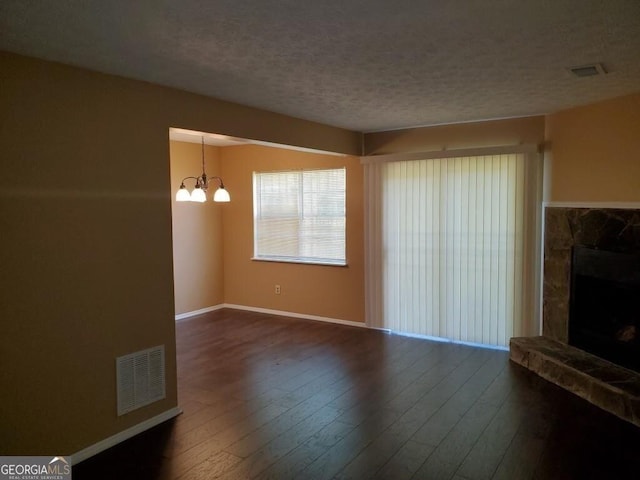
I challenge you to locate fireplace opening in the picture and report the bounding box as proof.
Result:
[569,245,640,372]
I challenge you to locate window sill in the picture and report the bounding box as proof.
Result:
[251,257,348,267]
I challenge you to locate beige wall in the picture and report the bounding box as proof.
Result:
[0,51,359,456]
[221,145,365,323]
[364,116,545,154]
[170,142,225,314]
[544,92,640,202]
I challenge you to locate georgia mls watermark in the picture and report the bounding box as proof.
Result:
[0,456,71,480]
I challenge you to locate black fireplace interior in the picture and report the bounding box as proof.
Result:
[569,245,640,372]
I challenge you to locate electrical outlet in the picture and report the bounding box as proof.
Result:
[275,284,281,295]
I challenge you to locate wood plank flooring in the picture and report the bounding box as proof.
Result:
[73,309,640,479]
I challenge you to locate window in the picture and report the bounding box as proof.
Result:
[364,149,541,348]
[253,168,346,265]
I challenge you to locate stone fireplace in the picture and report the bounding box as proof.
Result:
[569,245,640,372]
[510,207,640,427]
[542,207,640,343]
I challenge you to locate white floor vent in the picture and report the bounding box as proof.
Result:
[116,345,166,416]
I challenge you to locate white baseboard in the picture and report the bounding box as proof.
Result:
[222,305,505,351]
[368,326,392,333]
[70,407,182,466]
[222,303,367,329]
[175,304,225,321]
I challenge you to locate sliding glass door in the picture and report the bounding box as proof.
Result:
[365,150,540,348]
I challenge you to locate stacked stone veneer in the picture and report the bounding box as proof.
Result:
[510,207,640,427]
[543,207,640,343]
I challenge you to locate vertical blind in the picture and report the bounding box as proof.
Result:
[366,153,530,347]
[253,168,346,265]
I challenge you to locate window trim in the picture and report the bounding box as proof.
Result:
[253,167,347,266]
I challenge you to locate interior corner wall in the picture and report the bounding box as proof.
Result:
[0,51,360,457]
[220,145,366,323]
[544,92,640,203]
[170,141,224,315]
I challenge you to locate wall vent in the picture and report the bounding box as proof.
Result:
[568,63,607,77]
[116,345,166,416]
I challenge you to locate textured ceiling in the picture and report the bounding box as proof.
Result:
[1,1,639,132]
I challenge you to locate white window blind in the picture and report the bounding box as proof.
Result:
[365,153,538,348]
[253,168,346,265]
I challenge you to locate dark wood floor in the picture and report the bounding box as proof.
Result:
[74,309,640,479]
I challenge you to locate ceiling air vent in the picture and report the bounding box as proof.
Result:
[569,63,607,77]
[116,345,166,416]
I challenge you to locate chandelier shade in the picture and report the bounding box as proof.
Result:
[213,186,231,202]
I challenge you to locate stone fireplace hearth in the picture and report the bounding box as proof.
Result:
[510,207,640,427]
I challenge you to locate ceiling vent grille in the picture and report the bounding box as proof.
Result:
[569,63,607,77]
[116,345,166,416]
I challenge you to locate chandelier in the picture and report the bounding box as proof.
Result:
[175,137,230,203]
